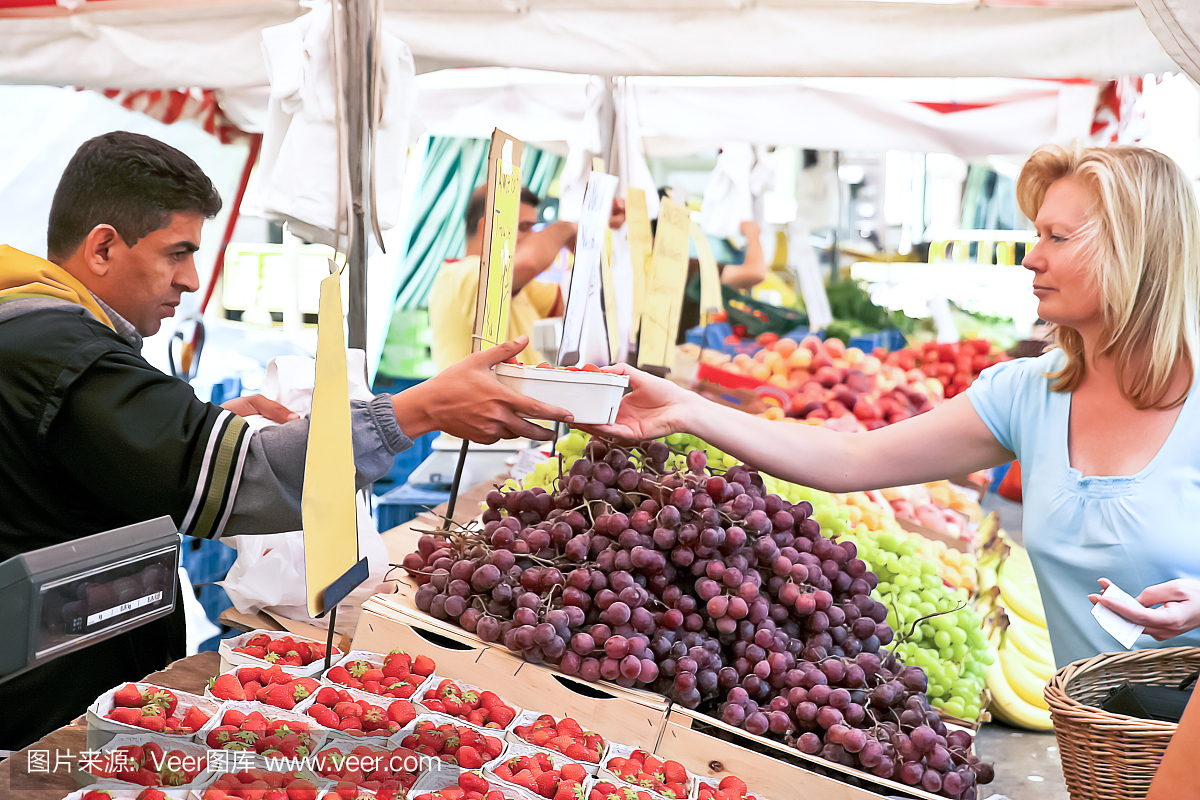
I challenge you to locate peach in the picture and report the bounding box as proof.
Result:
[789,348,812,368]
[773,338,798,357]
[800,336,823,355]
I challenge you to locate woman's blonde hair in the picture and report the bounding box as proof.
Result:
[1016,144,1200,409]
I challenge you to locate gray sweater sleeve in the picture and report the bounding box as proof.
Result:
[219,394,412,537]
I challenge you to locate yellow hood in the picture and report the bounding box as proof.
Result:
[0,245,114,331]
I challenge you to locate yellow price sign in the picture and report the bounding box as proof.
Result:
[637,198,690,371]
[473,129,524,352]
[690,221,724,325]
[625,188,652,340]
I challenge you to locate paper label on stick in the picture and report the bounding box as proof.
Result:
[473,129,524,353]
[638,198,690,371]
[600,229,620,365]
[625,188,652,340]
[302,266,360,617]
[1091,581,1145,649]
[559,171,619,366]
[690,221,724,325]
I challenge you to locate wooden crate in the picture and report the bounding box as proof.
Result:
[354,598,669,750]
[658,708,943,800]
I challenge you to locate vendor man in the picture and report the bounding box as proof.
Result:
[0,132,571,750]
[428,185,624,372]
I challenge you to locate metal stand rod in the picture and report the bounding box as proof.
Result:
[323,605,339,673]
[442,439,471,530]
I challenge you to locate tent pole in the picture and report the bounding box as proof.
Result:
[345,0,370,352]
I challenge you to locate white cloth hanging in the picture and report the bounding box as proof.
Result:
[253,4,420,246]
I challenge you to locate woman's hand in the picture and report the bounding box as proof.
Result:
[222,394,300,424]
[1089,578,1200,641]
[581,363,697,441]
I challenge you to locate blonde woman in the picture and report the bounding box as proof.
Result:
[595,145,1200,668]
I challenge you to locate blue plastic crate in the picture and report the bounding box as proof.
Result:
[375,482,451,532]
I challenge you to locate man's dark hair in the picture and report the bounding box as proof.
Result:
[47,131,223,260]
[464,184,541,236]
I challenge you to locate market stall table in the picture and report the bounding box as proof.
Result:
[0,651,220,800]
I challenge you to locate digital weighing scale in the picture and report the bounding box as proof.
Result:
[0,516,181,684]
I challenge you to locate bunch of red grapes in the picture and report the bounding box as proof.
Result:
[402,439,993,798]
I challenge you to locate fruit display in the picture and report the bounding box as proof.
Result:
[305,686,417,736]
[204,708,320,756]
[601,749,689,800]
[401,437,994,797]
[312,742,423,800]
[209,668,321,711]
[511,713,606,764]
[230,633,335,669]
[880,340,1006,399]
[102,683,213,734]
[420,679,518,728]
[590,781,657,800]
[83,741,208,787]
[81,790,169,800]
[201,769,318,800]
[397,717,507,766]
[880,486,972,542]
[976,533,1054,731]
[488,749,589,798]
[325,649,436,697]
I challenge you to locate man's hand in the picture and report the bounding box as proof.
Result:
[222,394,300,424]
[393,337,573,443]
[740,219,761,239]
[1089,578,1200,641]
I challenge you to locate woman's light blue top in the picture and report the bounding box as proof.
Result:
[967,350,1200,668]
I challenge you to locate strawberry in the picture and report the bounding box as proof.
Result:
[537,772,560,797]
[386,699,416,726]
[412,655,436,676]
[663,761,687,784]
[144,689,178,716]
[268,638,294,657]
[459,773,490,795]
[489,705,515,728]
[138,716,166,733]
[235,645,269,659]
[561,763,587,783]
[316,686,341,706]
[113,683,144,708]
[83,791,113,800]
[107,707,143,726]
[564,743,595,763]
[327,666,354,685]
[308,705,339,728]
[717,776,747,798]
[210,674,246,702]
[247,633,273,647]
[135,789,167,800]
[555,784,586,800]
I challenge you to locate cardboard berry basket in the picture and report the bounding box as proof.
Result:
[407,764,541,800]
[218,629,341,678]
[194,764,322,800]
[388,713,510,771]
[302,684,420,741]
[87,683,222,751]
[203,664,315,704]
[597,742,697,800]
[321,649,437,702]
[504,709,609,774]
[657,707,945,800]
[75,734,216,794]
[493,363,629,426]
[354,597,669,751]
[308,738,424,796]
[482,740,595,800]
[693,775,769,800]
[195,700,329,756]
[414,674,523,733]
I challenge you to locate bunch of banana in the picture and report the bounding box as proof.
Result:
[975,530,1055,730]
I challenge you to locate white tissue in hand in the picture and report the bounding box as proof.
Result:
[1091,582,1145,650]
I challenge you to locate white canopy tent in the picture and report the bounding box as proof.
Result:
[0,0,1179,89]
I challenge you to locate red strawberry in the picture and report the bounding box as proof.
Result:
[489,706,515,728]
[327,666,353,685]
[113,683,144,708]
[138,715,167,733]
[268,637,294,656]
[308,705,339,728]
[387,699,416,726]
[555,784,585,800]
[718,776,747,798]
[457,746,483,769]
[459,773,489,795]
[247,633,273,647]
[564,743,595,763]
[663,761,687,784]
[536,771,559,797]
[316,687,341,706]
[83,791,113,800]
[412,655,436,676]
[135,788,167,800]
[107,707,143,726]
[561,764,587,783]
[210,674,246,702]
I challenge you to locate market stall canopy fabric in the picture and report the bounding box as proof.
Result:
[0,0,1178,88]
[1137,0,1200,83]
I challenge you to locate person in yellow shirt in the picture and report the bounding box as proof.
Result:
[429,186,574,372]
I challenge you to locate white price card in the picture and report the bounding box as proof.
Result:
[929,294,960,344]
[559,171,619,366]
[1091,580,1145,650]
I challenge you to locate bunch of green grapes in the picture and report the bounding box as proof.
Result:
[854,528,993,721]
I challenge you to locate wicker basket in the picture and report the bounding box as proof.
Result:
[1045,646,1200,800]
